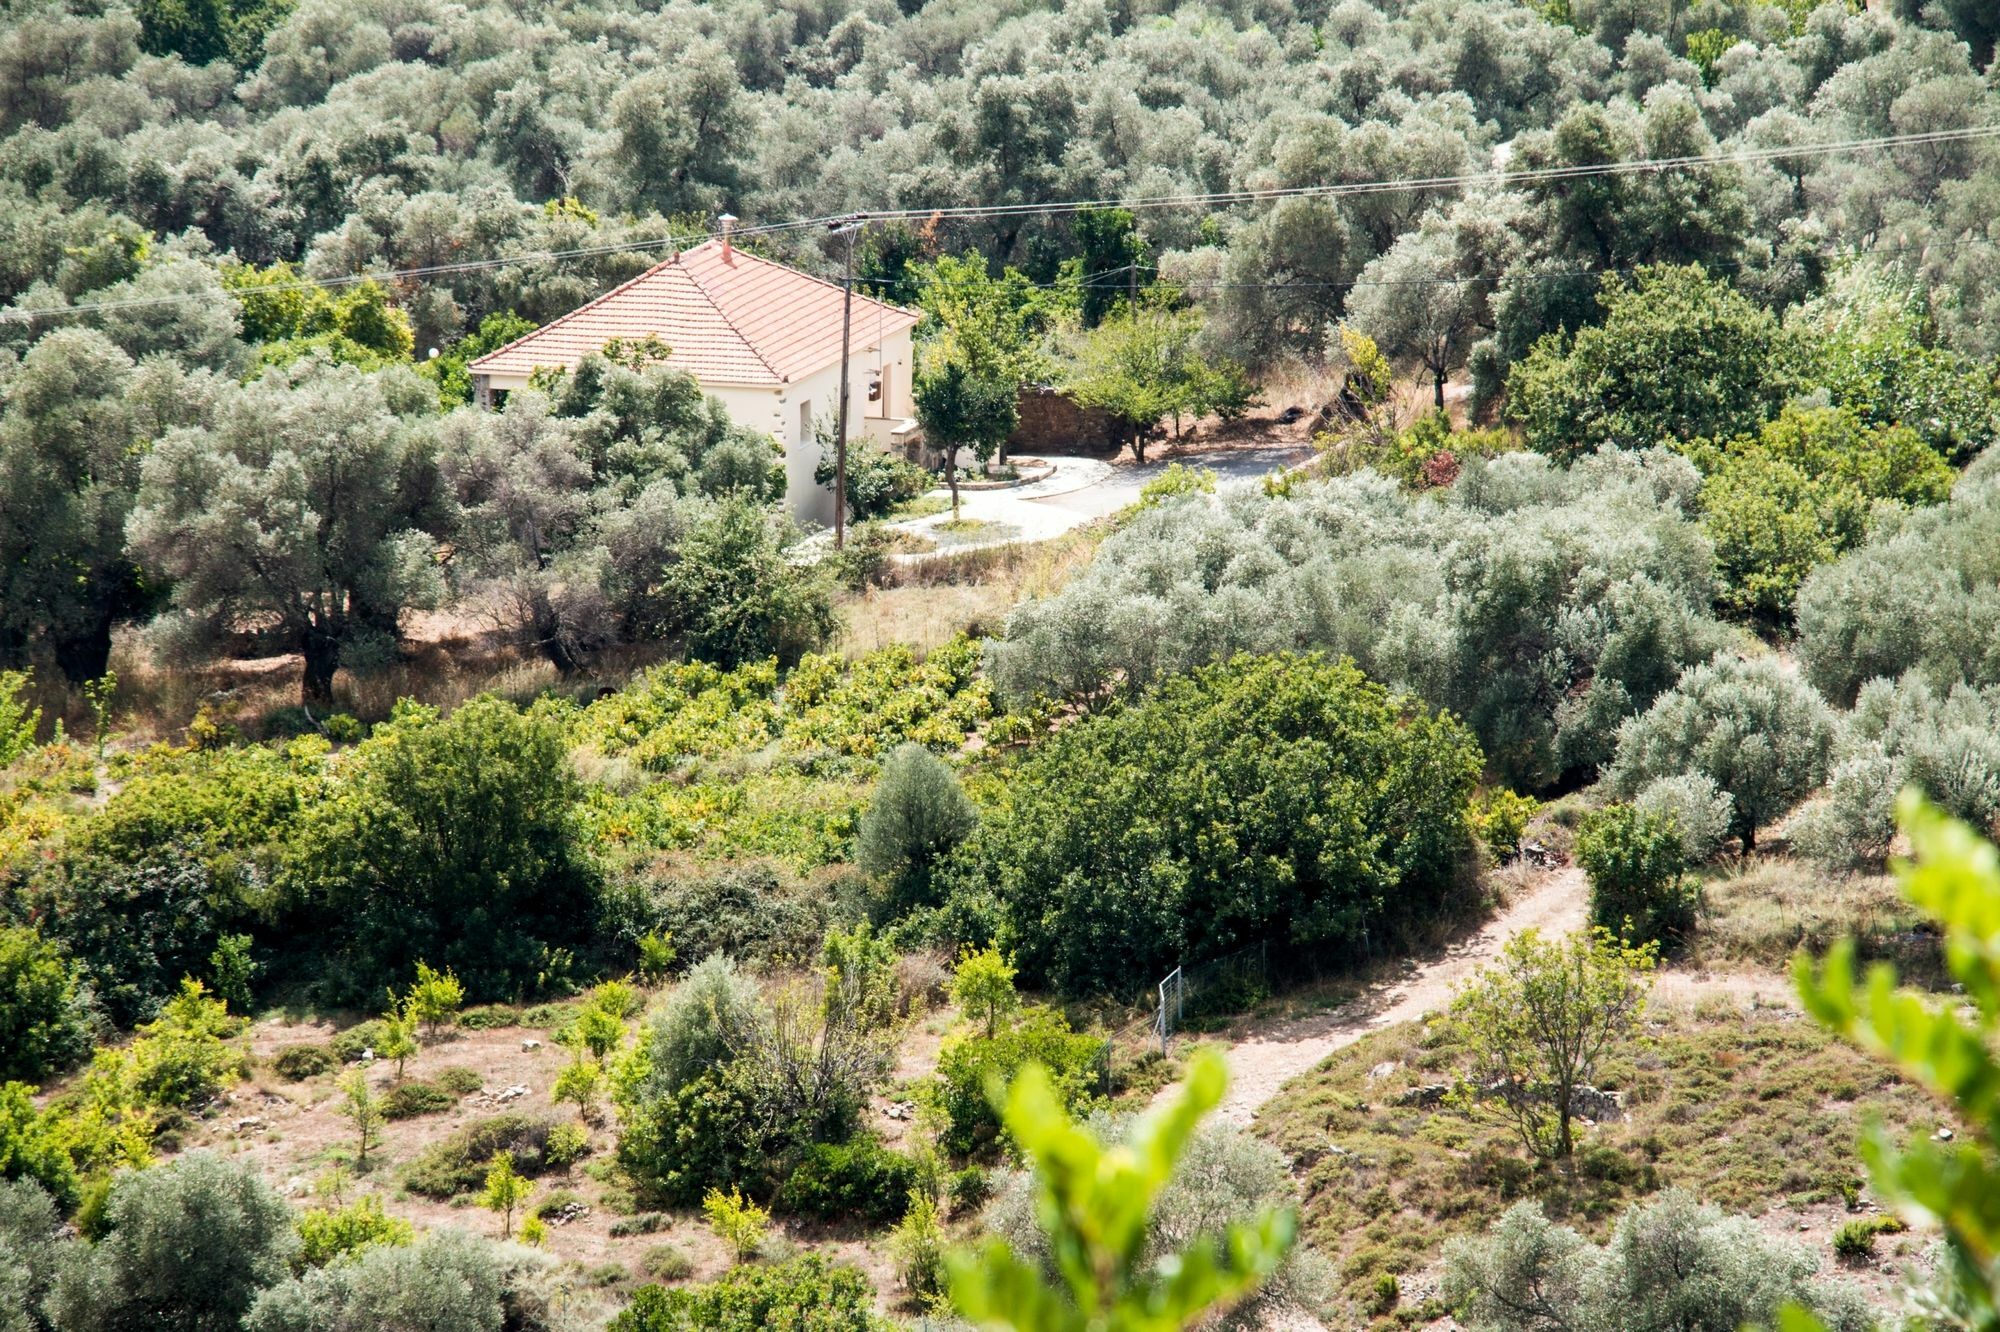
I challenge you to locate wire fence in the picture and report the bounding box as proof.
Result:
[1149,941,1271,1056]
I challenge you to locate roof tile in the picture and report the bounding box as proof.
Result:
[469,239,921,386]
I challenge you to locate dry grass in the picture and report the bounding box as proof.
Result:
[1689,856,1941,984]
[1256,998,1941,1327]
[836,525,1106,657]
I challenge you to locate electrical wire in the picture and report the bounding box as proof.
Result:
[7,121,1999,325]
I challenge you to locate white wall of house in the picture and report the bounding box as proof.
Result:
[474,326,916,532]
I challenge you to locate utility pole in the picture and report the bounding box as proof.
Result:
[830,217,862,551]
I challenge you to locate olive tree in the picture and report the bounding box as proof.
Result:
[1348,212,1488,410]
[47,1153,295,1332]
[127,359,449,704]
[1607,654,1838,850]
[855,742,977,915]
[0,329,143,681]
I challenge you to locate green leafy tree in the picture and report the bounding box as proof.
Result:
[1059,307,1229,463]
[1793,793,2000,1329]
[945,1049,1295,1332]
[553,1056,605,1123]
[336,1072,383,1163]
[287,698,599,1002]
[480,1152,531,1239]
[293,1195,412,1270]
[702,1186,769,1263]
[127,359,448,705]
[207,933,255,1015]
[950,945,1020,1041]
[1608,654,1837,851]
[1349,213,1487,410]
[855,742,977,915]
[403,962,464,1038]
[0,671,37,769]
[1506,266,1793,461]
[418,311,538,407]
[0,927,91,1084]
[374,1005,417,1082]
[1575,805,1699,948]
[914,334,1019,519]
[1071,208,1150,329]
[654,498,835,669]
[1443,928,1657,1164]
[966,653,1480,995]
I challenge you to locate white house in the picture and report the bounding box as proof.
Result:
[469,231,921,527]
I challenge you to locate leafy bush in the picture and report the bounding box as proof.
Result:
[855,742,977,915]
[1831,1214,1905,1261]
[774,1139,918,1225]
[963,653,1480,994]
[814,439,930,521]
[1632,774,1735,864]
[610,1255,878,1332]
[49,1153,296,1332]
[629,861,845,970]
[642,1243,695,1281]
[457,1005,520,1031]
[271,1045,336,1081]
[1470,790,1539,864]
[294,1195,412,1269]
[932,1005,1105,1155]
[1608,655,1838,851]
[1441,1191,1869,1332]
[382,1079,459,1120]
[0,926,92,1083]
[328,1021,387,1064]
[404,1116,561,1198]
[1576,805,1700,949]
[286,697,601,1003]
[635,955,761,1099]
[436,1066,485,1095]
[889,1188,946,1300]
[545,1122,590,1169]
[126,978,244,1108]
[1689,405,1953,621]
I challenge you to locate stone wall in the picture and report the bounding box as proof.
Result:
[1006,386,1125,455]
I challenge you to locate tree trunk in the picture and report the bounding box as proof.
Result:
[300,630,340,708]
[1131,423,1147,465]
[946,462,960,521]
[51,613,114,685]
[1434,369,1447,412]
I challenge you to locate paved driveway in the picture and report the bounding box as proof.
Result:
[893,444,1308,555]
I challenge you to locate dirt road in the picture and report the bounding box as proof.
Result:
[1205,868,1590,1125]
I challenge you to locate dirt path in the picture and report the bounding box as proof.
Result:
[1206,868,1590,1126]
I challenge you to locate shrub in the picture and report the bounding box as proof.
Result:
[435,1066,484,1095]
[643,1243,695,1281]
[0,926,92,1083]
[610,1255,877,1332]
[457,1005,519,1031]
[1608,654,1838,851]
[49,1153,296,1332]
[654,497,836,669]
[615,1064,774,1208]
[294,1195,412,1269]
[1632,774,1735,864]
[382,1079,458,1120]
[932,1005,1105,1155]
[634,955,760,1099]
[405,1116,560,1198]
[329,1020,388,1064]
[1576,805,1700,949]
[774,1139,918,1225]
[403,961,465,1036]
[949,944,1020,1040]
[948,1165,991,1214]
[1470,790,1539,863]
[271,1045,336,1081]
[545,1122,590,1169]
[964,652,1480,994]
[855,742,977,915]
[1831,1215,1905,1261]
[127,978,244,1108]
[245,1229,543,1332]
[889,1188,945,1299]
[1442,1191,1870,1332]
[702,1187,769,1263]
[285,696,601,1004]
[634,862,839,970]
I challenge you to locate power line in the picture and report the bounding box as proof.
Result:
[7,121,2000,325]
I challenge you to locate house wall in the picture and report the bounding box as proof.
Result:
[474,324,916,533]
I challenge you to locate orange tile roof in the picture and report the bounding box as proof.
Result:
[469,239,921,387]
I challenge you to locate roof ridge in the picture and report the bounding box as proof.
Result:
[468,253,678,370]
[678,241,783,382]
[692,238,921,322]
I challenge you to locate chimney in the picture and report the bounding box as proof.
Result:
[718,213,738,263]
